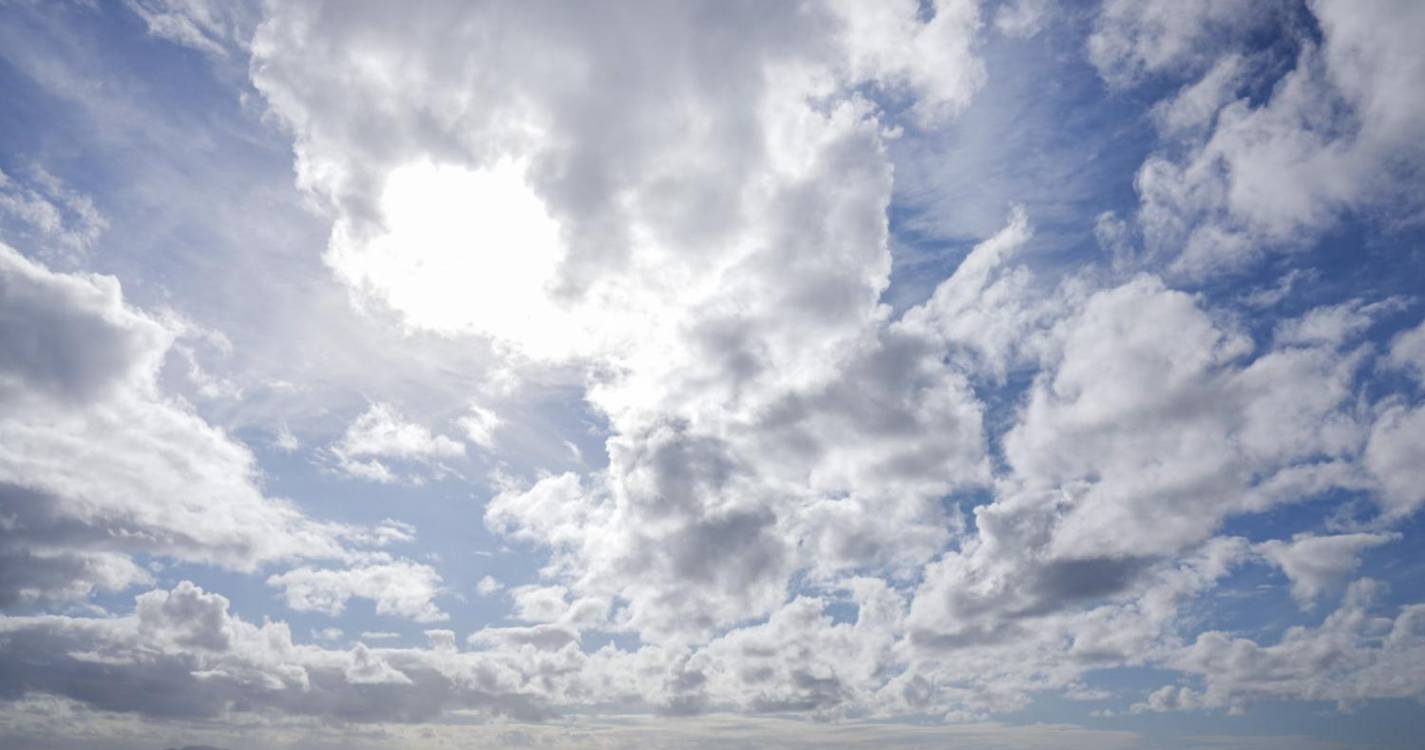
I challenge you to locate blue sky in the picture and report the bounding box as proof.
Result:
[1,1,1424,749]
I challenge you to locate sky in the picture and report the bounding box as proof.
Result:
[1,1,1424,749]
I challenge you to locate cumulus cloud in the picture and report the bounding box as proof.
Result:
[1159,579,1425,713]
[1385,319,1425,384]
[1256,533,1401,607]
[229,1,1425,722]
[5,0,1425,744]
[267,558,447,623]
[0,243,372,607]
[1088,0,1279,88]
[238,0,994,646]
[327,402,465,483]
[1364,402,1425,518]
[0,581,545,722]
[1121,0,1425,275]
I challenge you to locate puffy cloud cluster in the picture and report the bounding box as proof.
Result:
[0,243,361,607]
[0,581,544,722]
[126,0,255,59]
[4,0,1425,742]
[227,0,1425,722]
[249,0,996,650]
[1102,0,1425,275]
[0,241,448,639]
[1148,579,1425,714]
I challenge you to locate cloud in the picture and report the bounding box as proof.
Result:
[1385,319,1425,384]
[0,244,369,606]
[1161,579,1425,713]
[458,404,501,450]
[0,167,106,263]
[1364,402,1425,518]
[1256,533,1401,607]
[250,0,984,360]
[991,274,1371,560]
[994,0,1050,38]
[1124,0,1425,275]
[266,559,447,623]
[125,0,254,59]
[0,692,1147,750]
[6,0,1425,743]
[327,402,465,483]
[1088,0,1278,88]
[0,581,548,723]
[311,626,344,642]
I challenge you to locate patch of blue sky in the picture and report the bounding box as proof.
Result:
[883,6,1159,310]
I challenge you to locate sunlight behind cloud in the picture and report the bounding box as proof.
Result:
[328,158,568,350]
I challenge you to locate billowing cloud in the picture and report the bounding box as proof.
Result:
[1156,579,1425,713]
[0,243,376,607]
[1256,533,1401,607]
[3,0,1425,747]
[1118,0,1425,275]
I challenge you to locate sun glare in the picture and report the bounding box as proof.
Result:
[339,158,566,348]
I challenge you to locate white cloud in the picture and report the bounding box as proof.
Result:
[832,0,986,125]
[458,404,501,450]
[994,0,1050,38]
[1001,277,1366,559]
[7,0,1425,741]
[1162,579,1425,713]
[311,626,344,642]
[1385,319,1425,385]
[1256,533,1401,607]
[250,0,985,366]
[1127,0,1425,275]
[0,243,367,606]
[328,401,465,483]
[475,575,503,596]
[1088,0,1276,88]
[273,422,300,452]
[267,559,447,623]
[1364,402,1425,518]
[0,167,107,263]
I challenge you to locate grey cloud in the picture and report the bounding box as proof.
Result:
[0,243,397,611]
[0,582,554,724]
[0,243,166,403]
